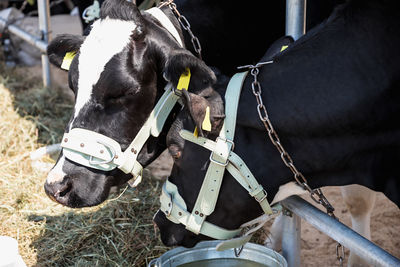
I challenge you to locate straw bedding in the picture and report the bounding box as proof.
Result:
[0,64,168,266]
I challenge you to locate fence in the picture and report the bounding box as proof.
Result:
[0,0,51,87]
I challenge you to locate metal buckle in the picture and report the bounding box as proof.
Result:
[173,87,183,97]
[255,189,268,203]
[88,140,116,165]
[209,137,235,167]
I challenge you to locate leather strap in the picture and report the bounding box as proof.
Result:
[160,180,242,239]
[180,130,273,215]
[186,72,248,234]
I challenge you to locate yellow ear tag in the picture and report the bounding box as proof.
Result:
[61,51,76,71]
[280,45,288,52]
[193,127,199,138]
[202,106,212,132]
[176,68,191,91]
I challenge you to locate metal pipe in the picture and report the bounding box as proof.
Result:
[281,2,306,264]
[281,210,301,267]
[37,0,52,88]
[0,18,48,53]
[285,0,306,41]
[281,195,400,267]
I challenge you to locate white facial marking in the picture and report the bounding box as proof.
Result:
[71,18,137,129]
[46,155,67,184]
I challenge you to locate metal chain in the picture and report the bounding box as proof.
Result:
[238,62,344,266]
[158,0,202,59]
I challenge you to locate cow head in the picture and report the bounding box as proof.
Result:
[44,0,216,208]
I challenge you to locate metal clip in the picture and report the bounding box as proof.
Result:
[336,243,345,267]
[234,245,244,257]
[237,60,274,70]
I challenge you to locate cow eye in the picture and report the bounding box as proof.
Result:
[105,92,126,105]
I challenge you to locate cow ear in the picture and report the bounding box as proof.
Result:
[47,34,84,70]
[163,51,217,95]
[163,51,223,137]
[180,88,225,137]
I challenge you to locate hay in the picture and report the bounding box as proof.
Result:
[0,64,168,266]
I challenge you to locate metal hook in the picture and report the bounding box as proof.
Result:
[234,245,244,257]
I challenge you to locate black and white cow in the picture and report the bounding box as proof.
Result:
[44,0,340,207]
[153,0,400,255]
[44,0,207,207]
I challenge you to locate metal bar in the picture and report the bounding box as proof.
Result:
[0,0,52,88]
[285,0,306,41]
[281,195,400,267]
[281,209,301,267]
[0,18,48,52]
[37,0,52,88]
[281,2,306,265]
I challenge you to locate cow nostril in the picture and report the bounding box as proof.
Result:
[55,183,72,198]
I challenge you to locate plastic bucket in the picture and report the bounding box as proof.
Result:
[0,236,26,267]
[148,241,287,267]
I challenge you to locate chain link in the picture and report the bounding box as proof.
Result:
[159,0,202,59]
[238,62,344,266]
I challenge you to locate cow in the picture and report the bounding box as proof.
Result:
[43,0,340,208]
[42,0,399,265]
[152,0,400,265]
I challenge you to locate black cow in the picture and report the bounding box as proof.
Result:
[153,0,400,251]
[43,0,339,207]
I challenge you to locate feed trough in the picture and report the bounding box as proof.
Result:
[148,240,287,267]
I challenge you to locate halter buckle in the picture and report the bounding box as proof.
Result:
[255,189,268,203]
[209,137,234,166]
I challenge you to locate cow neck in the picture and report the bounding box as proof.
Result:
[61,10,185,187]
[159,72,275,244]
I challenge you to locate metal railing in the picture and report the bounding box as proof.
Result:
[281,196,400,266]
[0,0,51,87]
